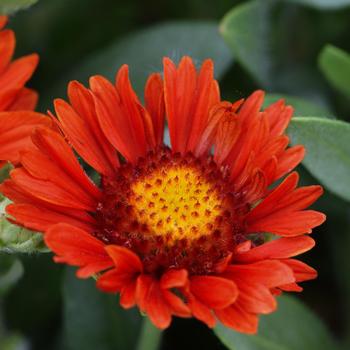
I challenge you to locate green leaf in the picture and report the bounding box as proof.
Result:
[214,295,338,350]
[41,21,233,110]
[264,94,332,117]
[63,267,142,350]
[319,45,350,98]
[0,196,48,253]
[285,0,350,10]
[287,117,350,202]
[0,0,38,14]
[0,255,23,296]
[219,1,329,100]
[220,0,273,88]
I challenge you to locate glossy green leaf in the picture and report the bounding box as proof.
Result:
[63,267,141,350]
[214,295,338,350]
[0,196,48,253]
[42,21,233,109]
[319,45,350,98]
[285,0,350,10]
[0,0,38,14]
[287,117,350,202]
[264,94,332,117]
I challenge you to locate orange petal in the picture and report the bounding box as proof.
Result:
[215,302,258,334]
[55,97,118,177]
[145,73,165,146]
[236,236,315,263]
[283,259,317,282]
[162,290,191,317]
[45,223,113,278]
[105,245,143,274]
[0,29,15,74]
[247,210,326,236]
[32,127,101,201]
[0,111,51,164]
[190,275,238,309]
[187,294,216,328]
[226,260,295,288]
[160,269,188,289]
[8,88,38,111]
[6,203,95,233]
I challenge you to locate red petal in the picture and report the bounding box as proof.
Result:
[274,145,305,180]
[160,269,188,289]
[190,275,238,309]
[0,111,51,164]
[0,54,38,105]
[145,280,172,329]
[97,268,134,293]
[8,88,38,111]
[10,167,93,210]
[120,281,137,308]
[248,210,326,236]
[226,260,295,288]
[235,282,276,314]
[32,127,101,201]
[144,73,165,146]
[238,90,264,125]
[0,29,15,74]
[236,236,315,263]
[115,65,154,151]
[105,245,142,274]
[283,259,317,282]
[187,294,216,328]
[163,56,196,153]
[215,302,258,334]
[136,274,153,312]
[247,172,299,221]
[91,75,146,163]
[6,203,95,232]
[45,223,112,278]
[162,290,191,317]
[55,97,118,177]
[187,59,218,153]
[265,100,293,137]
[20,149,99,210]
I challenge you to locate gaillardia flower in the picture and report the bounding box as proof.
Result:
[0,57,325,333]
[0,16,45,168]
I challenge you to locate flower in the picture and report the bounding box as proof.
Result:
[0,56,325,333]
[0,16,44,169]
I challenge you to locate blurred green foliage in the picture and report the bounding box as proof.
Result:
[1,0,350,349]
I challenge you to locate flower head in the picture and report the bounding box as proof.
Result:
[0,57,325,333]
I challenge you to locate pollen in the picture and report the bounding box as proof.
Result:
[95,147,246,274]
[129,165,224,243]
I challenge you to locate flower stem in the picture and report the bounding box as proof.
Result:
[136,317,162,350]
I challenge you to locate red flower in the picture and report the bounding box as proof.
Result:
[0,16,43,168]
[0,57,325,333]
